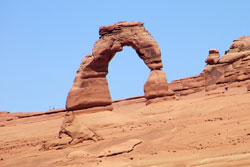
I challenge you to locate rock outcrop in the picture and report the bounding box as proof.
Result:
[58,111,102,145]
[62,26,250,147]
[205,49,220,65]
[168,36,250,96]
[66,21,171,111]
[144,70,174,104]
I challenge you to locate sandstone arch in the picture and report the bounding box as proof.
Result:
[66,21,172,111]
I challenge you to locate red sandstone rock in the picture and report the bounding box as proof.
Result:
[227,36,250,53]
[66,21,168,111]
[98,139,142,158]
[2,88,250,167]
[3,35,250,167]
[219,51,250,64]
[169,36,250,96]
[168,80,183,92]
[247,85,250,91]
[58,111,102,146]
[180,74,205,89]
[144,70,173,100]
[62,22,173,147]
[66,77,112,110]
[0,111,9,114]
[64,31,250,150]
[205,49,220,65]
[168,74,205,96]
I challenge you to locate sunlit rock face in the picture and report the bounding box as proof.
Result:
[168,36,250,96]
[205,49,220,65]
[66,21,171,111]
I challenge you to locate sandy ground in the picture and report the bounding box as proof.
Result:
[1,87,250,167]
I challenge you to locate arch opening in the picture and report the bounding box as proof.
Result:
[107,46,150,100]
[66,21,172,111]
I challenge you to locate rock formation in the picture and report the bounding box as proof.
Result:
[66,21,171,111]
[62,25,250,147]
[205,49,220,65]
[60,22,173,145]
[2,31,250,167]
[58,111,103,145]
[168,36,250,96]
[144,70,173,104]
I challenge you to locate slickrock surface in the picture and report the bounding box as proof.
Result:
[1,29,250,167]
[97,139,142,158]
[1,88,250,167]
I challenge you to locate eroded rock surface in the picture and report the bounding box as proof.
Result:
[98,139,142,158]
[67,150,93,159]
[66,139,142,159]
[144,70,174,104]
[2,35,250,167]
[247,85,250,91]
[66,21,171,112]
[168,36,250,96]
[205,49,220,65]
[58,111,102,146]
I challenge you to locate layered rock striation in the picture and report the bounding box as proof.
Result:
[66,21,171,111]
[205,49,220,65]
[61,22,173,144]
[168,36,250,96]
[62,26,250,146]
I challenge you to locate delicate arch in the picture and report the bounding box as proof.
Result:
[66,22,172,111]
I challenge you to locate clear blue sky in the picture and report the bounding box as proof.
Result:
[1,0,250,113]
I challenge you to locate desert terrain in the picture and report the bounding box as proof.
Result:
[1,86,250,167]
[1,23,250,167]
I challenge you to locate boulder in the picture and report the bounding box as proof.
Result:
[205,49,220,65]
